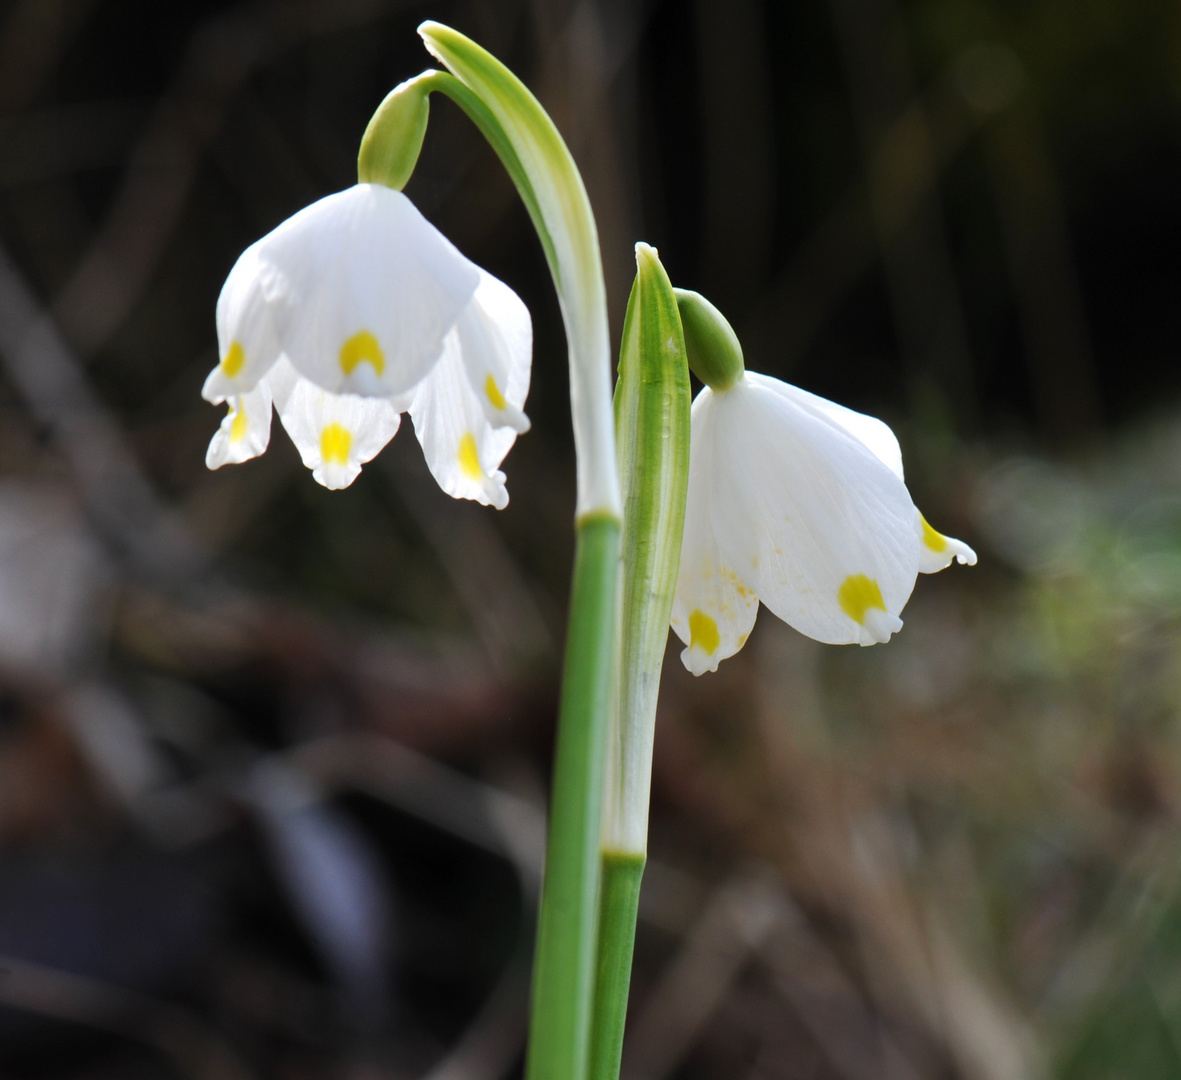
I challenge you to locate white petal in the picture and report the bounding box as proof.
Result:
[274,373,402,490]
[260,354,300,412]
[408,330,518,509]
[749,372,905,481]
[454,269,532,434]
[206,382,273,469]
[203,243,282,404]
[671,393,759,675]
[915,510,978,573]
[707,377,919,647]
[257,184,480,397]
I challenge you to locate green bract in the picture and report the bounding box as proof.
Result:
[606,243,690,858]
[591,243,690,1080]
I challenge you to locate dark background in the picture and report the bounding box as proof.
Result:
[0,0,1179,1077]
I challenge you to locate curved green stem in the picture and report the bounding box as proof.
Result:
[359,26,624,1080]
[417,22,619,522]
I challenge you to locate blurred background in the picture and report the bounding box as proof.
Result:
[0,0,1178,1077]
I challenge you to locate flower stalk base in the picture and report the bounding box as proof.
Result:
[529,513,620,1080]
[589,852,646,1080]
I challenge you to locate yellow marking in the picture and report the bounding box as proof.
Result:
[485,375,507,411]
[458,432,483,480]
[920,514,948,553]
[724,568,754,600]
[339,330,385,377]
[838,574,886,625]
[228,401,248,442]
[221,340,245,377]
[688,609,721,655]
[320,423,352,465]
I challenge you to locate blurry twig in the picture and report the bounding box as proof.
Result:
[979,89,1103,443]
[743,82,974,376]
[0,954,256,1080]
[840,814,1039,1080]
[286,733,546,885]
[826,0,976,420]
[623,871,782,1080]
[420,951,531,1080]
[692,0,774,310]
[0,0,101,115]
[285,733,542,1080]
[761,905,925,1080]
[526,0,648,330]
[383,456,554,675]
[0,240,204,581]
[0,101,149,185]
[51,0,408,356]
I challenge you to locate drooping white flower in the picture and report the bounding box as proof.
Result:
[670,371,976,675]
[201,184,531,503]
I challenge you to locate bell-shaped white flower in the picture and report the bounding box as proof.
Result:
[670,371,977,675]
[201,184,532,502]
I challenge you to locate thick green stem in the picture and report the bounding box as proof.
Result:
[589,852,646,1080]
[531,513,620,1080]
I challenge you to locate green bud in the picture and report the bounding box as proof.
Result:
[673,288,745,392]
[357,73,433,190]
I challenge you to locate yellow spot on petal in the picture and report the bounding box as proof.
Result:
[838,574,886,626]
[221,340,245,377]
[688,609,721,655]
[339,330,385,377]
[458,432,483,480]
[228,401,248,442]
[485,374,507,411]
[920,514,949,553]
[320,423,352,465]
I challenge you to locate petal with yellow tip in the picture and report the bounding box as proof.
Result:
[408,325,520,510]
[915,511,978,574]
[670,400,758,675]
[206,382,273,469]
[271,360,402,490]
[452,269,533,435]
[203,242,282,404]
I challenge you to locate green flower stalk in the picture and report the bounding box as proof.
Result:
[590,244,690,1080]
[359,24,622,1080]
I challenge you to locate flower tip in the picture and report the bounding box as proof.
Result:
[955,542,979,567]
[312,463,362,490]
[485,479,509,511]
[416,20,449,57]
[201,367,229,405]
[680,644,720,677]
[496,403,531,435]
[858,608,903,646]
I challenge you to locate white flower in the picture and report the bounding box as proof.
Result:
[202,184,531,504]
[670,372,976,675]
